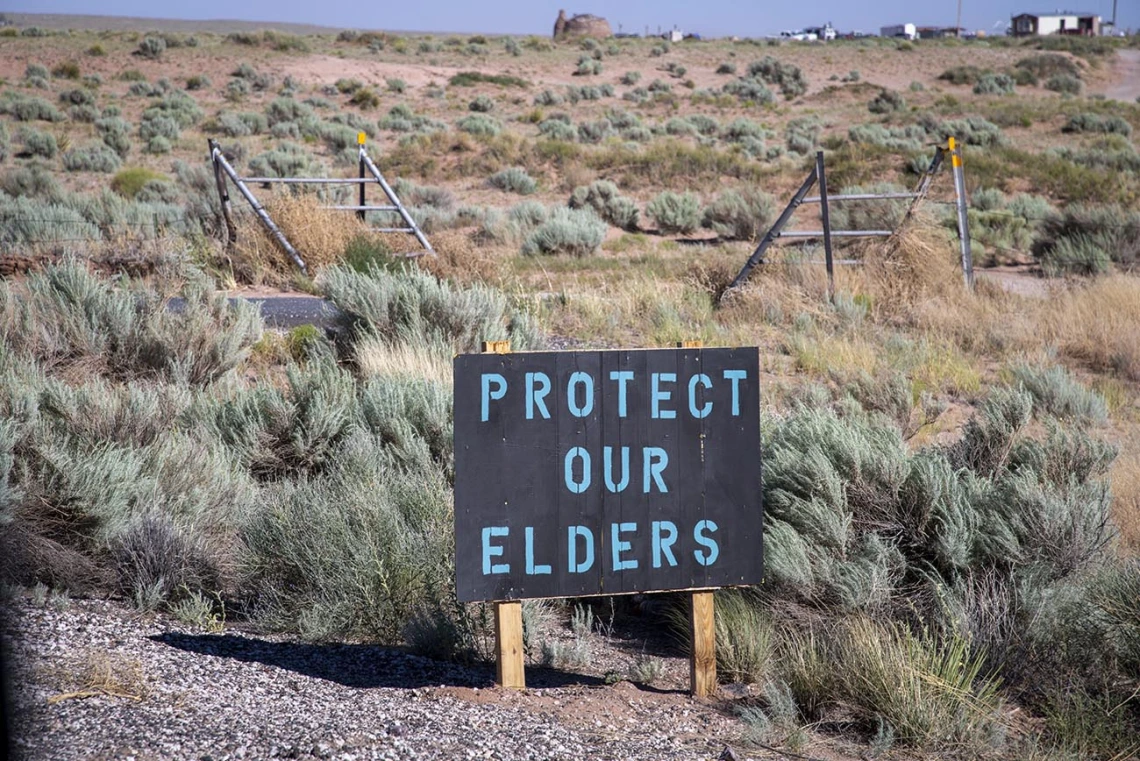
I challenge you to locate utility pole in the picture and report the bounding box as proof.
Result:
[956,0,963,37]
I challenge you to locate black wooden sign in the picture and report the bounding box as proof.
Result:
[453,347,763,602]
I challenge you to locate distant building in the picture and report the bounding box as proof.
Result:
[880,23,917,40]
[1010,11,1101,36]
[917,26,964,39]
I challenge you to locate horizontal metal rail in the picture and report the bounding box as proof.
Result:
[374,227,416,233]
[240,177,374,185]
[801,192,919,203]
[778,230,894,238]
[324,205,400,212]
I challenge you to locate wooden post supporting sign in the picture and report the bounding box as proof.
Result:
[482,340,526,690]
[677,340,717,698]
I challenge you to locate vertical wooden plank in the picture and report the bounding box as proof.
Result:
[494,600,526,689]
[678,341,717,698]
[690,590,716,698]
[482,339,524,689]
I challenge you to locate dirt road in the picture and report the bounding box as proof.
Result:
[1104,48,1140,102]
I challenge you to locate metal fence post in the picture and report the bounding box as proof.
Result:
[721,168,818,298]
[816,151,835,302]
[208,139,238,244]
[357,134,367,222]
[948,137,975,291]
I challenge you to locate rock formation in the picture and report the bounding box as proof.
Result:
[553,10,613,40]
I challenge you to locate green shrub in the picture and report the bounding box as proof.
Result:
[248,142,322,178]
[3,95,65,122]
[747,56,807,98]
[468,94,494,112]
[1016,53,1080,81]
[225,78,250,102]
[62,142,121,173]
[533,89,563,106]
[1,161,63,200]
[521,206,606,257]
[185,75,210,91]
[448,71,528,88]
[319,265,543,351]
[109,167,166,199]
[829,182,908,232]
[1009,364,1108,425]
[923,115,1006,147]
[785,116,822,154]
[938,65,986,85]
[349,88,380,109]
[136,35,167,59]
[385,77,406,93]
[58,89,96,110]
[240,437,454,641]
[715,62,736,75]
[51,61,81,80]
[145,136,172,154]
[0,122,7,163]
[488,166,537,195]
[1044,74,1082,95]
[538,118,576,141]
[702,188,775,240]
[621,70,642,86]
[575,56,602,76]
[392,178,455,210]
[96,117,132,158]
[0,262,262,384]
[455,114,501,136]
[1032,204,1140,273]
[973,73,1015,95]
[504,37,521,56]
[868,89,906,113]
[1062,112,1132,137]
[18,126,57,159]
[568,180,639,231]
[24,63,49,80]
[646,191,702,235]
[69,105,99,123]
[577,119,614,144]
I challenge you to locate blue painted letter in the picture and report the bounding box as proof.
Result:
[526,372,551,420]
[723,369,747,416]
[564,447,591,494]
[482,526,509,575]
[688,373,712,418]
[609,370,634,417]
[567,371,595,417]
[568,526,594,573]
[611,522,638,571]
[480,373,507,422]
[693,520,720,566]
[652,521,678,568]
[642,447,669,493]
[651,373,677,419]
[603,446,630,493]
[525,527,551,575]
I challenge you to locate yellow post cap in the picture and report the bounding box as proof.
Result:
[357,132,366,145]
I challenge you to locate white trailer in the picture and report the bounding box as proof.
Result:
[880,23,917,40]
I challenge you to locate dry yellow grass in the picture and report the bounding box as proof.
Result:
[419,230,506,285]
[1044,277,1140,382]
[48,651,148,704]
[355,336,452,384]
[233,194,372,282]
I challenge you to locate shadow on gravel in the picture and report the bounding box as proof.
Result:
[152,633,610,691]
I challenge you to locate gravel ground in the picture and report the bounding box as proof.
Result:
[2,596,771,761]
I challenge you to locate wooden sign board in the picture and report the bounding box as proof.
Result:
[453,347,763,603]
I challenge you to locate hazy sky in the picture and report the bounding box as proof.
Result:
[6,0,1137,37]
